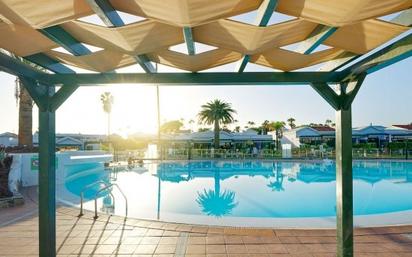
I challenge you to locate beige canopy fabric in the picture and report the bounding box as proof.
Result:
[323,19,408,54]
[0,0,410,73]
[61,20,184,55]
[0,21,58,56]
[147,49,242,72]
[276,0,412,27]
[109,0,262,27]
[250,48,347,71]
[45,50,136,73]
[0,0,93,28]
[193,19,318,55]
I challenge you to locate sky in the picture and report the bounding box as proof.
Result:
[0,10,411,136]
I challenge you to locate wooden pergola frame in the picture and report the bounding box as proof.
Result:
[0,2,411,257]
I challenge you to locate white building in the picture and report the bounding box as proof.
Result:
[0,132,18,147]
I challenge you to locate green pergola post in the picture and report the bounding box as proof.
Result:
[38,85,56,257]
[335,106,353,257]
[311,75,365,257]
[15,77,79,257]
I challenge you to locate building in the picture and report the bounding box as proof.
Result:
[282,124,412,148]
[161,129,274,149]
[33,132,107,150]
[281,126,335,148]
[0,132,18,147]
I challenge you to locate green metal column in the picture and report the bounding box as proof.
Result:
[38,86,56,257]
[335,107,353,257]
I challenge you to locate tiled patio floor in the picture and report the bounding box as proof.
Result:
[1,188,412,256]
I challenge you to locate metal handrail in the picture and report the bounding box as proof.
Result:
[79,180,112,217]
[93,183,128,219]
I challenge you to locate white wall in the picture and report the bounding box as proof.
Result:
[9,151,112,191]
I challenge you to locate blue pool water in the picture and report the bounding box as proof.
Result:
[60,160,412,226]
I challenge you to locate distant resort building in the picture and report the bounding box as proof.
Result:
[161,129,274,149]
[282,124,412,148]
[0,132,18,147]
[33,132,106,150]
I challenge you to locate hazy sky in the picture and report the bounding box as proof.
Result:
[0,11,411,136]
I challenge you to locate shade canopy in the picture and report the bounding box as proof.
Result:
[0,0,410,73]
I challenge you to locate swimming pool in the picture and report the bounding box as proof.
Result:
[59,160,412,228]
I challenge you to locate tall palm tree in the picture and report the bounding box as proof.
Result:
[15,78,33,146]
[7,52,46,147]
[196,170,238,217]
[272,121,286,150]
[100,92,114,137]
[198,99,236,148]
[287,117,296,129]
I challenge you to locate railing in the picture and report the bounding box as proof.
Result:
[112,148,412,161]
[79,180,112,217]
[93,183,128,219]
[78,180,128,219]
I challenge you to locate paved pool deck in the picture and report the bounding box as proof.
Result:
[1,187,412,257]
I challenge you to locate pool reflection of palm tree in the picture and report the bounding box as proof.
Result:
[196,170,238,217]
[267,163,285,191]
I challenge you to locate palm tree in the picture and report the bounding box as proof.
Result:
[188,119,195,132]
[100,92,114,137]
[272,121,286,150]
[287,117,296,129]
[260,120,272,135]
[7,52,46,147]
[15,78,33,146]
[198,99,236,148]
[325,119,332,127]
[196,170,238,217]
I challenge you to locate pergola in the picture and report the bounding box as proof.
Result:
[0,1,411,257]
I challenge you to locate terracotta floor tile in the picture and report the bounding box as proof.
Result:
[154,244,176,254]
[226,245,248,254]
[186,244,207,254]
[207,244,227,254]
[134,244,157,254]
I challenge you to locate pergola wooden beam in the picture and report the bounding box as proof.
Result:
[40,26,92,56]
[236,0,278,72]
[36,72,345,86]
[85,0,156,73]
[183,27,196,55]
[296,25,337,54]
[24,53,75,74]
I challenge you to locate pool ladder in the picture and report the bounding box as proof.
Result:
[78,180,128,219]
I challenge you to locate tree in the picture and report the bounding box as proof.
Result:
[15,78,33,146]
[160,120,184,133]
[198,127,211,132]
[234,126,241,133]
[272,121,286,150]
[198,99,236,148]
[100,92,114,137]
[8,52,46,147]
[287,117,296,129]
[188,119,195,132]
[260,120,272,135]
[325,119,332,127]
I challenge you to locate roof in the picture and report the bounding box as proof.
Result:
[56,137,84,146]
[393,124,412,130]
[0,132,18,138]
[0,1,409,73]
[310,126,335,132]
